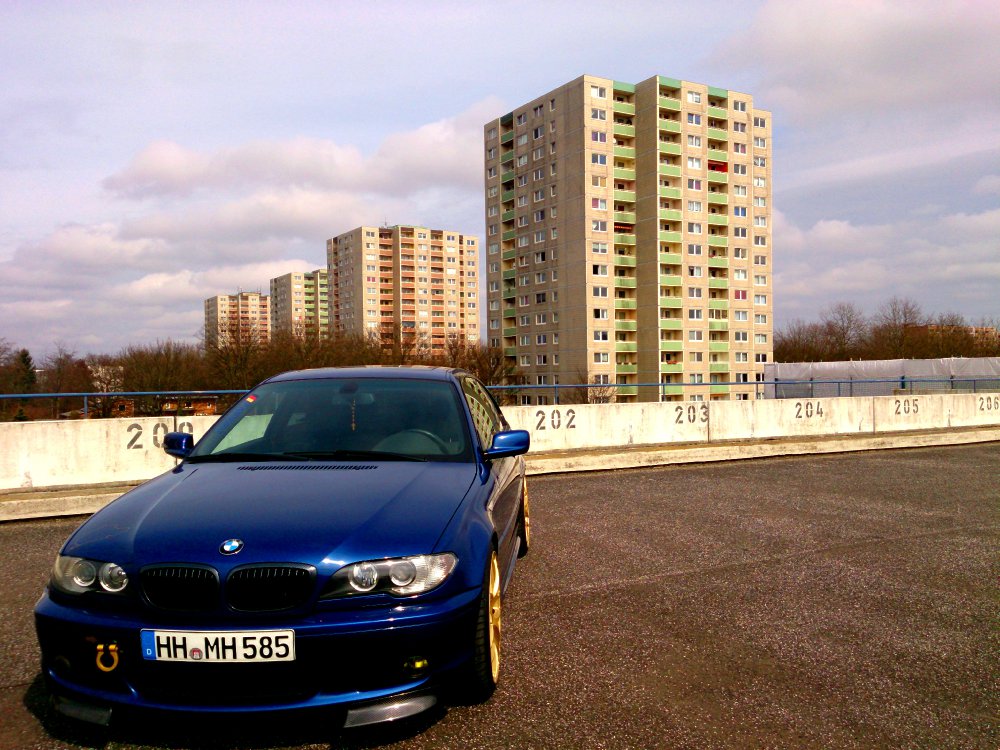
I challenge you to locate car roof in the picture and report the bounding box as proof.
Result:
[262,365,468,385]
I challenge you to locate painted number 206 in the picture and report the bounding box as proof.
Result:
[534,409,576,430]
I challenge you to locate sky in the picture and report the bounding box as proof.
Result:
[1,0,998,357]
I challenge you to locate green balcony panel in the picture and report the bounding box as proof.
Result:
[709,342,729,352]
[710,363,729,372]
[658,164,681,177]
[613,168,637,180]
[659,363,683,373]
[706,171,728,184]
[502,307,515,317]
[614,298,637,309]
[707,236,728,247]
[502,249,516,260]
[612,100,636,115]
[659,209,682,220]
[708,278,729,289]
[707,148,728,161]
[500,131,514,144]
[659,319,683,330]
[504,347,516,357]
[707,106,727,119]
[659,230,682,243]
[707,86,728,99]
[658,142,682,155]
[659,274,683,286]
[659,296,683,308]
[501,209,515,222]
[658,96,681,111]
[615,385,638,396]
[615,320,638,331]
[614,254,637,267]
[615,342,638,353]
[658,75,682,89]
[614,234,636,245]
[613,146,636,159]
[502,269,516,280]
[613,80,636,94]
[659,120,682,134]
[503,327,516,337]
[659,187,682,199]
[709,299,729,310]
[708,320,728,330]
[613,123,636,137]
[708,255,729,266]
[706,193,728,205]
[501,190,515,202]
[614,189,636,202]
[660,340,683,351]
[614,277,637,289]
[617,363,638,374]
[707,214,728,226]
[500,151,515,164]
[707,127,728,141]
[614,211,637,223]
[659,384,684,395]
[502,230,517,242]
[659,251,682,264]
[710,384,730,394]
[500,112,514,126]
[501,170,515,183]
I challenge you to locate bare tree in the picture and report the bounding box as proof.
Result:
[820,302,869,361]
[869,297,925,358]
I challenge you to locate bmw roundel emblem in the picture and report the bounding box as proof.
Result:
[220,538,244,555]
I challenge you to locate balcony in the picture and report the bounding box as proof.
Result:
[709,280,729,292]
[503,307,515,318]
[615,320,638,331]
[659,318,683,330]
[658,142,682,155]
[707,106,728,119]
[659,230,682,243]
[707,127,728,141]
[614,234,636,245]
[707,236,728,248]
[502,230,517,242]
[614,298,637,309]
[659,296,683,308]
[709,342,729,352]
[710,363,730,373]
[706,171,727,185]
[659,186,682,199]
[503,327,516,337]
[660,340,683,351]
[501,189,515,202]
[501,170,515,183]
[616,363,638,374]
[502,248,516,260]
[613,167,636,180]
[707,193,728,205]
[613,145,636,159]
[614,277,637,289]
[708,299,729,310]
[707,214,728,226]
[502,269,516,280]
[500,151,515,165]
[613,100,636,115]
[614,189,636,203]
[613,254,637,267]
[708,320,728,331]
[659,119,682,134]
[658,96,681,111]
[615,341,638,353]
[613,123,636,138]
[659,208,682,221]
[707,148,728,162]
[659,251,682,264]
[658,164,681,177]
[710,385,730,395]
[659,363,683,373]
[659,274,683,286]
[614,211,636,223]
[708,255,729,267]
[500,131,514,144]
[501,209,515,222]
[504,347,517,357]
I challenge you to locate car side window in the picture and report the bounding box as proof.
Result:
[462,378,502,449]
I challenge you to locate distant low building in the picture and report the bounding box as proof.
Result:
[204,292,271,346]
[270,269,329,339]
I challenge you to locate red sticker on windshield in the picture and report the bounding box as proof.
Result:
[245,395,256,403]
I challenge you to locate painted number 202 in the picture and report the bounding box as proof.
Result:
[534,409,576,430]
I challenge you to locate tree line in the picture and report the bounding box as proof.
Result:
[774,298,1000,363]
[0,331,519,421]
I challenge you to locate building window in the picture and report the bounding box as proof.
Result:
[732,164,747,175]
[688,266,703,277]
[687,113,701,125]
[516,113,527,125]
[755,314,767,324]
[689,330,703,341]
[592,220,607,232]
[592,264,608,276]
[732,143,747,154]
[687,91,701,103]
[688,308,703,320]
[733,290,747,300]
[733,101,747,112]
[592,286,608,297]
[754,235,767,246]
[592,153,607,165]
[593,352,609,363]
[591,198,607,210]
[687,178,702,190]
[593,330,609,341]
[734,310,748,321]
[687,157,702,169]
[591,108,606,120]
[687,243,702,255]
[754,216,767,227]
[688,200,702,212]
[591,85,606,98]
[733,206,747,217]
[753,116,767,128]
[755,353,768,363]
[592,242,608,254]
[734,331,748,342]
[687,135,702,147]
[755,333,768,344]
[592,130,607,143]
[754,137,766,148]
[754,294,767,305]
[754,156,766,167]
[687,222,703,234]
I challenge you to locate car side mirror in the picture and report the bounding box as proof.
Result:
[482,429,530,460]
[163,432,194,459]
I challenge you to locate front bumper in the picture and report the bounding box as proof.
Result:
[35,587,479,720]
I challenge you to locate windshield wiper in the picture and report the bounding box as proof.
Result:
[281,449,427,462]
[186,452,310,463]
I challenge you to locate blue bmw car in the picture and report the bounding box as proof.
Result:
[34,367,530,728]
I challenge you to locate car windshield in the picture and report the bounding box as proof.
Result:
[188,376,474,463]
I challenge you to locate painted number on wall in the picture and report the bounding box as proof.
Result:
[794,401,825,419]
[675,404,709,424]
[978,395,1000,412]
[894,398,919,415]
[126,421,193,450]
[534,409,576,430]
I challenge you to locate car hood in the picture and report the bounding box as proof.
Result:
[64,461,478,569]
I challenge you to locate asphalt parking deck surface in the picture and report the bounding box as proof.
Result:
[1,443,997,749]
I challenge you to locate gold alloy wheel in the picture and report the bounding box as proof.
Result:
[488,552,501,683]
[522,477,531,548]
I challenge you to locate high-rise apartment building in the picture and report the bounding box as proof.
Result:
[269,269,329,339]
[483,74,772,403]
[203,292,271,347]
[326,225,479,351]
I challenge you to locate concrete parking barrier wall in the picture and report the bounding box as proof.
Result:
[2,393,999,490]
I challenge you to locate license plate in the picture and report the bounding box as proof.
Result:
[140,629,295,663]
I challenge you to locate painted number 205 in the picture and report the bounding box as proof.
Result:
[534,409,576,430]
[894,398,919,415]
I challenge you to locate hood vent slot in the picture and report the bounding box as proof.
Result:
[237,465,377,471]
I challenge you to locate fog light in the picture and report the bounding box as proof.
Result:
[403,656,429,676]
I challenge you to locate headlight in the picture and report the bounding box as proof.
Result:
[52,556,130,595]
[321,553,457,599]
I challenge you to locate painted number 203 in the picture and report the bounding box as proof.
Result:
[675,404,708,424]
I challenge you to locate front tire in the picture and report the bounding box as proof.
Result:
[460,550,501,702]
